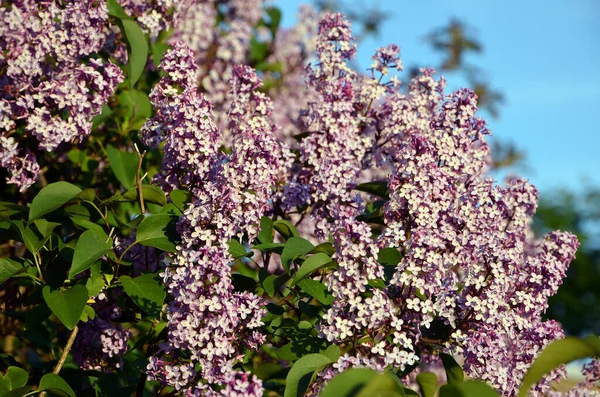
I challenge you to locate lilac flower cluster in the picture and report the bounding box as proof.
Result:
[144,44,288,395]
[170,0,264,138]
[72,292,130,372]
[271,13,581,397]
[0,0,123,191]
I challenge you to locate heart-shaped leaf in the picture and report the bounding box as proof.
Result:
[42,284,88,329]
[29,182,82,221]
[69,230,113,279]
[120,273,166,319]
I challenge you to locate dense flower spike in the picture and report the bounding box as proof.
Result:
[141,41,220,196]
[145,44,289,395]
[0,0,123,190]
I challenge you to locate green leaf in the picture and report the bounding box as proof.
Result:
[518,336,600,397]
[120,273,166,319]
[85,262,105,297]
[120,89,152,121]
[320,344,340,363]
[80,305,96,322]
[121,19,148,87]
[42,284,88,330]
[9,220,43,253]
[29,182,82,221]
[439,353,464,385]
[228,239,248,259]
[266,7,282,37]
[107,0,131,20]
[249,38,269,63]
[297,279,333,305]
[69,230,113,279]
[106,144,138,189]
[320,368,407,397]
[284,353,333,397]
[378,247,403,266]
[258,216,274,244]
[123,185,167,206]
[355,181,390,199]
[169,189,192,212]
[0,366,28,392]
[416,372,438,397]
[135,213,178,252]
[309,242,335,256]
[260,272,290,298]
[273,220,300,239]
[281,237,314,273]
[252,242,285,253]
[292,253,332,285]
[151,41,170,68]
[440,380,499,397]
[0,258,25,283]
[39,373,76,397]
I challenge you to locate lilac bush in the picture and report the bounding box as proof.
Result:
[0,2,598,397]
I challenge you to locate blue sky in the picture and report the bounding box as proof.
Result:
[276,0,600,196]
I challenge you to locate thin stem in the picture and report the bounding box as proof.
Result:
[115,241,139,279]
[39,325,79,397]
[33,253,44,283]
[134,143,147,215]
[86,200,110,228]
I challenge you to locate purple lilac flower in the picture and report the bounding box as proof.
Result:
[144,44,288,395]
[0,0,122,191]
[289,13,581,397]
[72,293,130,372]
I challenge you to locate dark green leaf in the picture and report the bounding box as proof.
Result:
[29,182,82,221]
[106,144,138,189]
[518,336,600,397]
[440,380,499,397]
[309,242,335,256]
[378,247,403,266]
[0,366,28,391]
[355,181,390,199]
[9,220,43,253]
[92,104,113,129]
[135,213,178,252]
[284,353,333,397]
[39,373,76,397]
[151,41,170,68]
[69,230,113,279]
[169,189,192,212]
[320,368,406,397]
[42,284,88,330]
[0,258,24,283]
[107,0,131,20]
[252,242,285,253]
[258,216,274,244]
[297,279,333,305]
[281,237,314,273]
[416,372,437,397]
[120,273,166,319]
[228,239,248,259]
[121,19,148,87]
[292,253,332,285]
[273,220,300,239]
[440,353,464,385]
[261,273,290,298]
